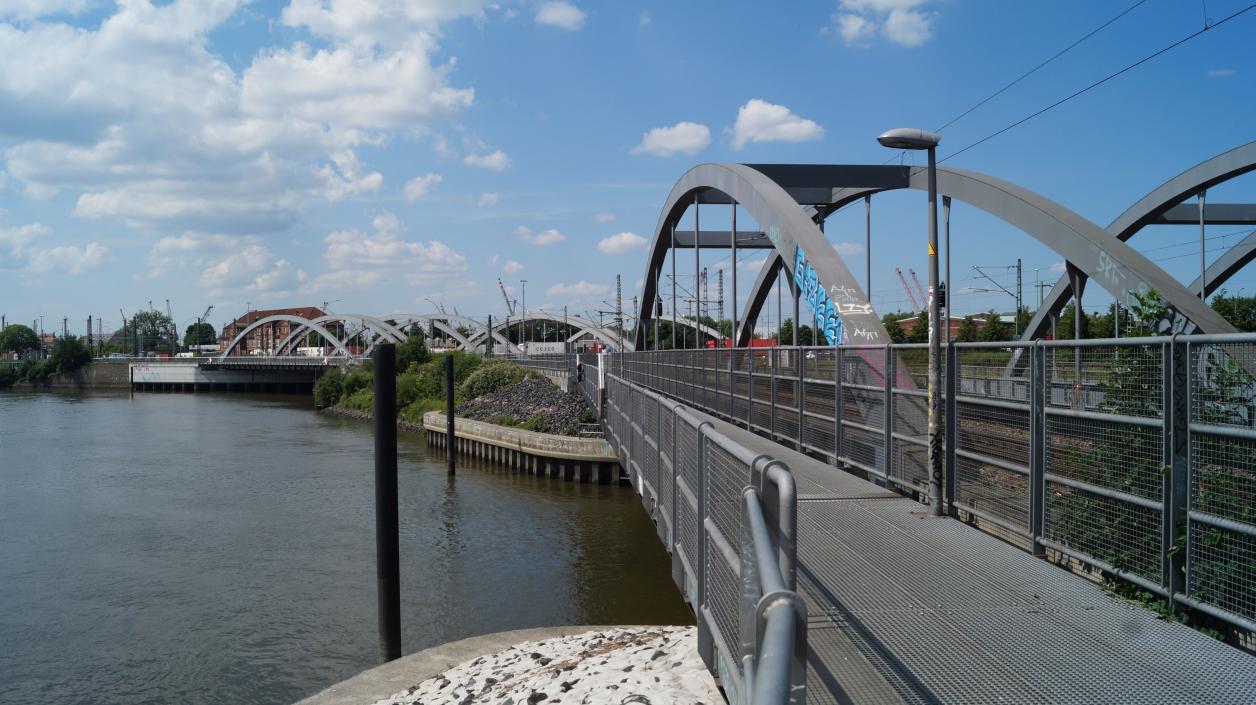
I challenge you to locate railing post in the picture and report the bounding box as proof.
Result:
[797,349,806,452]
[945,342,957,513]
[1029,342,1046,557]
[1164,336,1190,607]
[695,423,715,668]
[770,347,778,442]
[834,346,844,466]
[883,346,895,483]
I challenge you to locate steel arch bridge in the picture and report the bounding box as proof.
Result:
[631,143,1256,348]
[215,310,636,360]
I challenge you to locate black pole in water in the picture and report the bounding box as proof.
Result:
[445,354,456,475]
[373,344,401,662]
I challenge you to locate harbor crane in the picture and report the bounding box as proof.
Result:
[497,278,516,316]
[896,268,922,312]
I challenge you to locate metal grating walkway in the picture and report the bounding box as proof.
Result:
[687,408,1256,705]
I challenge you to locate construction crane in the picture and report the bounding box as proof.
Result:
[497,278,516,316]
[908,269,928,306]
[166,299,177,353]
[196,306,213,348]
[896,268,922,312]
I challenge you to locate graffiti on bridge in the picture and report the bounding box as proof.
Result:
[793,246,843,345]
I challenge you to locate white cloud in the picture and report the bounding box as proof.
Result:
[834,241,865,256]
[502,259,523,273]
[477,191,499,207]
[0,0,92,21]
[199,244,304,296]
[883,8,933,46]
[639,12,651,27]
[730,99,824,149]
[833,0,936,48]
[25,243,109,275]
[597,231,648,254]
[632,121,711,157]
[0,1,478,233]
[536,1,586,30]
[463,149,510,171]
[515,225,566,246]
[835,13,875,43]
[319,211,467,282]
[1048,261,1067,274]
[547,280,608,297]
[146,232,258,278]
[593,213,615,222]
[0,222,108,275]
[403,172,443,201]
[318,150,384,201]
[1207,68,1236,78]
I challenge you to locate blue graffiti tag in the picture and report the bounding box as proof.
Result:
[793,246,843,344]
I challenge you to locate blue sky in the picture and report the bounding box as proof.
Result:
[0,0,1253,337]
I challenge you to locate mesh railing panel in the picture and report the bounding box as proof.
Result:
[892,393,929,489]
[1047,344,1163,414]
[677,419,701,566]
[1046,414,1164,502]
[954,401,1030,528]
[704,436,751,667]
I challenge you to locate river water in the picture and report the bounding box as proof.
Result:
[0,391,690,705]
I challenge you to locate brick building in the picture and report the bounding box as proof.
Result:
[218,306,332,355]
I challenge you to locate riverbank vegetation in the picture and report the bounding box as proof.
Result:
[0,336,93,388]
[314,339,594,436]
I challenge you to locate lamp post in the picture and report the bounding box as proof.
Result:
[520,279,528,354]
[878,127,944,516]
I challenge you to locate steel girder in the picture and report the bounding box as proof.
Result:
[1187,229,1256,298]
[271,314,412,356]
[219,315,358,359]
[1017,142,1256,340]
[633,163,888,350]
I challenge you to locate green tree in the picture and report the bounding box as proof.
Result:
[977,310,1007,342]
[0,324,40,357]
[48,337,92,375]
[183,322,217,347]
[908,311,928,343]
[955,315,979,343]
[313,368,344,408]
[1210,288,1256,332]
[396,335,431,371]
[130,310,176,354]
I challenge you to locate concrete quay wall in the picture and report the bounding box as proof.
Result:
[423,411,621,484]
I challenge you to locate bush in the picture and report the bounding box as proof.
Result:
[488,413,519,427]
[49,337,92,375]
[341,387,374,412]
[396,371,422,409]
[313,368,343,408]
[18,358,52,381]
[0,366,15,389]
[341,369,373,399]
[457,360,533,401]
[396,335,431,371]
[400,397,445,423]
[519,414,546,432]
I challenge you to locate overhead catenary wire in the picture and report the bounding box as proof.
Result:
[941,2,1256,164]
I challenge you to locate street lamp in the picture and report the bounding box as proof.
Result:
[878,127,944,517]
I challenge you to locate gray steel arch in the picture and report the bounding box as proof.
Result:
[1019,142,1256,340]
[272,314,410,356]
[474,310,632,352]
[218,315,354,359]
[1187,229,1256,299]
[735,252,784,346]
[757,164,1233,337]
[633,163,886,350]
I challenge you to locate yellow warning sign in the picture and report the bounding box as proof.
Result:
[928,242,936,256]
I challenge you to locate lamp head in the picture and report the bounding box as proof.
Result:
[877,128,941,150]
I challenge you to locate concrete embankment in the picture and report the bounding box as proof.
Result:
[423,411,621,484]
[294,626,717,705]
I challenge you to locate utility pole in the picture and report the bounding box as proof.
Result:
[1015,258,1023,337]
[615,274,623,351]
[520,279,528,353]
[717,268,725,326]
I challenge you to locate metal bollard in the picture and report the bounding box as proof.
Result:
[373,344,401,662]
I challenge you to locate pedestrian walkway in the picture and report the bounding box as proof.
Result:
[689,407,1256,705]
